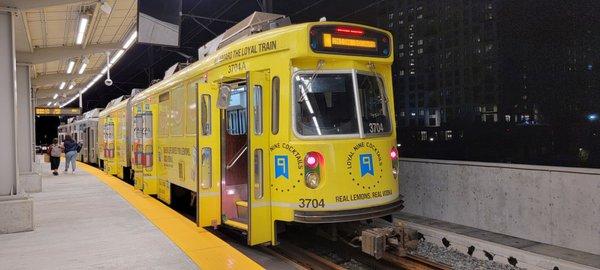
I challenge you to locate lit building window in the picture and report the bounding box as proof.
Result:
[445,130,453,140]
[505,115,511,122]
[417,39,423,45]
[400,111,406,117]
[399,52,405,57]
[417,14,423,19]
[399,44,404,49]
[418,48,423,54]
[399,70,405,76]
[420,131,428,141]
[399,20,404,25]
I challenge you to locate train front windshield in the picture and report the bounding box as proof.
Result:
[294,72,391,137]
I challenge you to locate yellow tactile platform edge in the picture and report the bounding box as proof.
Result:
[79,163,264,270]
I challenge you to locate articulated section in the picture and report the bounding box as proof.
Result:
[399,158,600,255]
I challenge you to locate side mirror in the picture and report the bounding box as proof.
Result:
[217,85,231,109]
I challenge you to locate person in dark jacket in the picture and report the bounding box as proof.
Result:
[63,135,78,173]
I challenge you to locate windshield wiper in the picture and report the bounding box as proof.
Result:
[298,60,325,103]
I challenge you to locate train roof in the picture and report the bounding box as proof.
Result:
[130,20,392,104]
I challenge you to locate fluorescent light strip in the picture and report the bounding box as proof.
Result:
[123,31,137,49]
[78,62,87,74]
[47,101,52,106]
[61,30,138,108]
[66,60,75,74]
[59,81,66,90]
[53,93,58,100]
[110,49,125,64]
[68,82,75,90]
[76,16,89,45]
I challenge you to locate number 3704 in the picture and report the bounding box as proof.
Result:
[298,198,325,208]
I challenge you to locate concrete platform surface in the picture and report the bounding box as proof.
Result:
[0,169,197,270]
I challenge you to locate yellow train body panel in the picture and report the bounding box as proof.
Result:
[99,20,400,246]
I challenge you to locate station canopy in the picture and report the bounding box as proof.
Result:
[1,0,137,108]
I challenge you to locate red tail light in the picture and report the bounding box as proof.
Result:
[304,151,323,170]
[390,147,399,161]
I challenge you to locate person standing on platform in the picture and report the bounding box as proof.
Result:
[63,135,78,173]
[48,138,63,176]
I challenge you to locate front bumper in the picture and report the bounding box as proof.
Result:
[294,197,404,223]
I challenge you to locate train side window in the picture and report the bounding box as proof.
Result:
[271,77,280,135]
[200,94,211,135]
[200,148,212,189]
[186,83,198,135]
[253,85,263,135]
[170,85,185,136]
[158,92,170,137]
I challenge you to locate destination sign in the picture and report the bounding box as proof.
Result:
[322,33,377,51]
[35,107,81,116]
[310,25,391,58]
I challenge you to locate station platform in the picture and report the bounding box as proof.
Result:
[0,162,282,270]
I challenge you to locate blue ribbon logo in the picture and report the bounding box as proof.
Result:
[359,154,374,176]
[274,155,289,179]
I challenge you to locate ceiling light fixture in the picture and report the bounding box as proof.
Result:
[59,81,66,90]
[76,16,89,45]
[47,101,52,106]
[110,49,125,64]
[66,60,75,74]
[78,57,89,74]
[53,93,58,100]
[61,29,137,108]
[123,31,137,49]
[68,81,76,90]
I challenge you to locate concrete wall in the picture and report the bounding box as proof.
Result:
[399,158,600,255]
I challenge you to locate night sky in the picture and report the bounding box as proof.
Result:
[36,0,600,168]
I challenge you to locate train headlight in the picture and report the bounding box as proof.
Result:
[305,172,320,189]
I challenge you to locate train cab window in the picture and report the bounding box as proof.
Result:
[253,85,263,135]
[357,74,391,134]
[294,73,358,136]
[200,94,211,135]
[186,83,197,135]
[271,77,280,135]
[226,86,247,136]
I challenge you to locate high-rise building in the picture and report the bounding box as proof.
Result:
[377,0,600,166]
[377,0,540,141]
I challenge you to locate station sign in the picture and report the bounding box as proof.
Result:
[35,107,81,116]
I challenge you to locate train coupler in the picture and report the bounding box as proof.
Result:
[360,220,419,259]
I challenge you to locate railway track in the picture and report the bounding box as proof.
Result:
[270,233,451,270]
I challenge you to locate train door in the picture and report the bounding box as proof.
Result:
[196,81,221,227]
[132,104,144,190]
[247,70,272,245]
[85,126,91,163]
[142,100,157,195]
[219,79,250,231]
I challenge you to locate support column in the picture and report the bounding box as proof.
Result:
[0,10,34,234]
[16,64,42,193]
